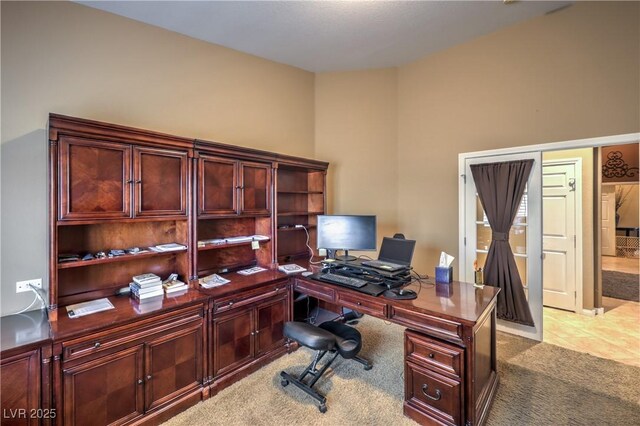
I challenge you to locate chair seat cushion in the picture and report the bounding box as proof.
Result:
[284,322,336,352]
[319,321,362,359]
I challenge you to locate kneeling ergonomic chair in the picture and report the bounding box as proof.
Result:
[279,320,372,413]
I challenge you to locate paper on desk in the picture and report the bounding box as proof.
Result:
[438,252,455,268]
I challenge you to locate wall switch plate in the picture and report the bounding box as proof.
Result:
[16,278,42,293]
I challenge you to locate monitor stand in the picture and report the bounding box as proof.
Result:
[334,250,356,262]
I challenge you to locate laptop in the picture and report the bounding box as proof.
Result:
[361,237,416,273]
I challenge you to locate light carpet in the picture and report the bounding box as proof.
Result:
[164,316,640,425]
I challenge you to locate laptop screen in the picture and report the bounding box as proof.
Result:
[378,237,416,266]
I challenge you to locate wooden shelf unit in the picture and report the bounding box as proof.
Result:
[49,115,194,314]
[275,166,326,263]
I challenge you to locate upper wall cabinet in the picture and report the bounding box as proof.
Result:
[198,155,271,217]
[52,115,192,222]
[133,147,188,217]
[59,137,132,220]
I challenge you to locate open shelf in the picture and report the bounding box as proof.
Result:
[277,190,324,194]
[277,225,316,232]
[277,211,324,216]
[197,239,270,251]
[58,248,187,269]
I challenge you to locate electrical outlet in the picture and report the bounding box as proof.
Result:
[318,248,327,257]
[16,278,42,293]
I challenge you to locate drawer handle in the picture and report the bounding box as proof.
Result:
[421,384,442,401]
[93,342,101,349]
[227,301,234,307]
[356,302,362,306]
[428,353,435,359]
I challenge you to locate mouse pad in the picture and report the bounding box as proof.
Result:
[382,289,417,300]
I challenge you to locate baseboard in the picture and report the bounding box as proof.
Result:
[581,307,605,316]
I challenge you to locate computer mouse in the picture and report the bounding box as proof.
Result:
[398,289,416,297]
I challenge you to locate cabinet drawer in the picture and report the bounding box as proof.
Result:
[336,292,387,318]
[405,330,463,378]
[63,305,204,362]
[390,305,463,345]
[405,361,461,426]
[293,279,335,303]
[213,282,289,314]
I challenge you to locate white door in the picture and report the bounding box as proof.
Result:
[542,160,580,312]
[602,186,616,256]
[461,152,543,341]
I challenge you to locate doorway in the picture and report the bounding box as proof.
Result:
[459,132,639,344]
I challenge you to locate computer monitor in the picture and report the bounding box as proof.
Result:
[317,215,377,261]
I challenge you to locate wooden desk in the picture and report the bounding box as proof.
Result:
[294,277,500,426]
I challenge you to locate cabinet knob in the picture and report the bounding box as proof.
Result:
[357,302,362,306]
[255,330,260,334]
[228,301,234,307]
[93,342,101,349]
[421,384,442,401]
[137,379,143,385]
[428,353,435,359]
[126,180,133,184]
[250,331,255,336]
[146,375,152,381]
[135,180,142,184]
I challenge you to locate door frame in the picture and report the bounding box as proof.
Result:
[459,132,639,340]
[542,158,583,314]
[461,151,543,341]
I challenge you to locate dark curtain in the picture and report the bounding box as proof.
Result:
[470,160,534,326]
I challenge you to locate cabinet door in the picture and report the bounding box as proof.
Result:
[198,156,238,215]
[63,345,144,426]
[59,137,131,220]
[212,308,253,378]
[133,147,188,217]
[239,162,271,215]
[254,295,288,357]
[0,349,40,426]
[144,324,203,411]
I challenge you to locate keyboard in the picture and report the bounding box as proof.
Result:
[361,260,407,272]
[317,273,368,288]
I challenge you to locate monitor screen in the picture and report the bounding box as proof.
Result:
[317,215,377,252]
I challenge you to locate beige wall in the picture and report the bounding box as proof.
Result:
[315,69,398,255]
[543,149,595,308]
[397,2,639,276]
[1,1,315,315]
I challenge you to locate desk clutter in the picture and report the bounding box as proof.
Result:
[129,272,188,301]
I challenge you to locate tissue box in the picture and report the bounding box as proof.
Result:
[435,266,453,284]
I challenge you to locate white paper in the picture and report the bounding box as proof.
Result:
[438,252,455,267]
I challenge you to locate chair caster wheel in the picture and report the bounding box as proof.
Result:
[364,364,372,371]
[318,404,327,413]
[281,379,289,387]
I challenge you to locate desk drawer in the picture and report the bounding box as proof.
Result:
[336,292,387,318]
[294,279,335,303]
[213,282,289,314]
[390,305,463,345]
[405,330,462,379]
[405,361,461,426]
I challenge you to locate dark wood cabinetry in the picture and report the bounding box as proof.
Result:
[62,345,145,425]
[59,304,205,425]
[0,349,42,426]
[197,155,271,217]
[275,166,326,263]
[58,137,132,221]
[58,139,188,222]
[207,278,290,394]
[134,147,188,217]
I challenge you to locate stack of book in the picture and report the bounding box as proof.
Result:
[130,273,164,300]
[163,278,188,295]
[149,243,187,252]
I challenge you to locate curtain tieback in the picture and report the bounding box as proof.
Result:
[492,232,508,241]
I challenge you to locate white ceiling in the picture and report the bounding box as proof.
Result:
[79,1,572,72]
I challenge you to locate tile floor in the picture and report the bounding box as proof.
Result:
[543,297,640,367]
